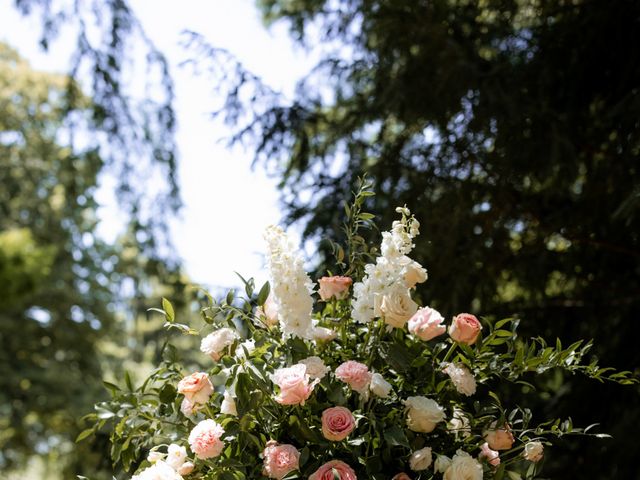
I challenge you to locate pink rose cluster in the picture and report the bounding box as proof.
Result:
[318,275,353,301]
[321,406,356,441]
[309,460,358,480]
[188,419,225,460]
[262,441,300,479]
[335,360,372,394]
[271,364,319,405]
[177,372,213,414]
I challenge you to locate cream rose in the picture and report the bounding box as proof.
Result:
[311,326,338,342]
[375,287,418,328]
[220,390,237,416]
[404,396,446,433]
[369,372,392,398]
[177,462,194,475]
[131,461,183,480]
[200,328,238,361]
[165,444,188,470]
[434,455,452,473]
[443,450,483,480]
[522,441,544,462]
[409,447,433,471]
[299,356,329,380]
[257,294,279,327]
[408,307,446,341]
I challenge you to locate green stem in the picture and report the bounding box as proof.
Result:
[441,342,458,365]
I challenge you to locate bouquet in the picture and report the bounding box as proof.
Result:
[82,183,635,480]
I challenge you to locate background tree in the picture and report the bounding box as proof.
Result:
[0,41,186,479]
[191,0,640,477]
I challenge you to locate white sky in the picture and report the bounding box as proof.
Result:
[0,0,317,290]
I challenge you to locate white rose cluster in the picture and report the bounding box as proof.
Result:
[137,444,194,479]
[264,225,316,339]
[404,396,446,433]
[443,362,477,396]
[351,208,427,328]
[443,450,483,480]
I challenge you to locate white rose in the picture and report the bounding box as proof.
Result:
[447,407,471,438]
[375,287,418,328]
[165,444,187,470]
[177,461,194,475]
[369,372,392,398]
[522,441,544,462]
[434,455,451,473]
[299,356,329,380]
[409,447,433,471]
[443,363,477,396]
[200,328,238,361]
[443,450,483,480]
[147,450,164,463]
[311,326,337,341]
[404,396,446,433]
[132,461,184,480]
[220,390,237,416]
[235,339,256,360]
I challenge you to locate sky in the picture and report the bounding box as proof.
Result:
[0,0,317,290]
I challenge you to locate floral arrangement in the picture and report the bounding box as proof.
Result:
[82,182,635,480]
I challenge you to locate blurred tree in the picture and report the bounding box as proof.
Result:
[0,42,185,479]
[187,0,640,477]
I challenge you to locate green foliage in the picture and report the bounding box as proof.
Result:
[87,207,635,479]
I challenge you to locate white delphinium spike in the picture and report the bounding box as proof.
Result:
[264,225,315,339]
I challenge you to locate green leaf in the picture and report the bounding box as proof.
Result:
[383,425,409,447]
[75,428,95,443]
[162,297,175,323]
[257,281,271,306]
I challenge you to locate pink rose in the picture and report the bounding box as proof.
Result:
[322,406,356,441]
[271,364,319,405]
[484,422,515,450]
[479,442,500,467]
[309,460,357,480]
[408,307,446,341]
[177,372,213,405]
[188,419,225,459]
[335,361,372,394]
[392,474,412,480]
[177,461,195,475]
[448,313,482,345]
[318,276,353,301]
[180,397,195,416]
[262,440,300,479]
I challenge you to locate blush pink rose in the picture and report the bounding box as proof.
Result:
[318,276,353,301]
[309,460,358,480]
[188,419,225,459]
[258,294,279,327]
[484,422,515,450]
[392,474,412,480]
[177,372,213,405]
[408,307,446,341]
[271,364,319,405]
[479,442,500,467]
[335,360,372,394]
[322,406,356,441]
[448,313,482,345]
[262,440,300,479]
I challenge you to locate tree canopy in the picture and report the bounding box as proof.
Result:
[199,0,640,477]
